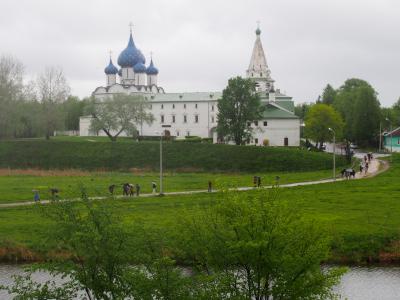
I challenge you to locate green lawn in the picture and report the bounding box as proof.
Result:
[0,169,337,203]
[1,156,398,264]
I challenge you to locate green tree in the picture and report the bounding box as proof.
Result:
[217,77,264,145]
[175,189,346,300]
[87,94,154,142]
[305,104,344,149]
[0,55,25,139]
[294,102,312,120]
[333,78,380,146]
[352,86,381,146]
[321,84,336,105]
[62,96,87,131]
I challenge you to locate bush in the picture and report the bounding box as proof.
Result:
[263,139,269,146]
[201,138,213,143]
[0,140,347,172]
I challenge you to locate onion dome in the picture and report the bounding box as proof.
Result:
[117,32,146,68]
[104,58,118,75]
[118,69,122,76]
[146,59,159,75]
[133,62,146,73]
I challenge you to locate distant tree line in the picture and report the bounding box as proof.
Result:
[0,55,88,140]
[296,78,400,148]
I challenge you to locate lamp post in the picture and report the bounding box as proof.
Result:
[328,127,336,181]
[157,125,171,196]
[385,118,393,162]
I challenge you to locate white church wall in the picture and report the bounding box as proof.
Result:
[249,119,300,146]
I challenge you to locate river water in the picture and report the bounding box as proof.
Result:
[1,264,400,299]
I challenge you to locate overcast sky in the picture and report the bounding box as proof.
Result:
[1,0,399,106]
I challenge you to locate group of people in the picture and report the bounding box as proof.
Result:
[32,188,60,202]
[109,181,159,197]
[359,152,373,175]
[109,183,142,197]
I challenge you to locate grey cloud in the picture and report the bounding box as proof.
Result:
[0,0,399,105]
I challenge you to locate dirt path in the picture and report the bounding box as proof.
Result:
[0,159,389,209]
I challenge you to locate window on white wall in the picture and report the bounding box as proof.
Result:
[195,115,199,123]
[211,105,214,111]
[172,115,176,123]
[172,104,175,109]
[255,138,258,144]
[211,116,214,123]
[254,121,258,126]
[263,121,268,126]
[177,131,180,136]
[183,115,187,123]
[195,103,198,109]
[184,104,186,109]
[161,104,164,109]
[160,115,164,124]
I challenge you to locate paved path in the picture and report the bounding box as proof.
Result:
[0,158,389,209]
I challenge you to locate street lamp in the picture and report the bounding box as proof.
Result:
[328,127,336,181]
[156,125,171,196]
[385,118,393,162]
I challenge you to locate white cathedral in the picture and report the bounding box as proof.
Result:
[79,27,300,146]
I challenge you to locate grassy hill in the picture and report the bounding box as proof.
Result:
[0,139,347,172]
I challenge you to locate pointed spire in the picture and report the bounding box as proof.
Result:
[256,21,261,35]
[246,25,274,91]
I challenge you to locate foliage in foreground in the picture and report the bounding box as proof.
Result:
[1,188,345,299]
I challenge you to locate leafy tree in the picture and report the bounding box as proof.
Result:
[0,55,25,138]
[305,104,344,149]
[352,86,381,146]
[62,96,87,131]
[175,188,346,300]
[321,84,336,105]
[36,66,70,139]
[87,94,154,142]
[217,76,264,145]
[333,78,380,146]
[294,102,312,120]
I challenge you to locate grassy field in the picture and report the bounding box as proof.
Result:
[0,138,347,172]
[0,155,398,264]
[0,168,338,203]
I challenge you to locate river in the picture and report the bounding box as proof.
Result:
[1,264,400,299]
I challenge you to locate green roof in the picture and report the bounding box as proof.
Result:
[262,103,299,119]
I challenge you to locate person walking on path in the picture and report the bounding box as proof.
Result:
[152,182,157,194]
[365,162,369,175]
[136,183,140,196]
[208,181,212,192]
[33,190,40,202]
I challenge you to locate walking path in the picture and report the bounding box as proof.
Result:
[0,158,389,209]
